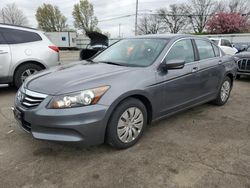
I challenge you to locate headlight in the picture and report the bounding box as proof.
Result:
[49,86,110,109]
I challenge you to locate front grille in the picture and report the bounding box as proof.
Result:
[21,89,47,108]
[237,59,250,72]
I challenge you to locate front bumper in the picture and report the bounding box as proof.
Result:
[237,71,250,76]
[13,96,109,146]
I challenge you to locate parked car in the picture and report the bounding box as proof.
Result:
[79,31,109,60]
[13,34,237,149]
[0,24,60,88]
[210,38,238,55]
[234,47,250,78]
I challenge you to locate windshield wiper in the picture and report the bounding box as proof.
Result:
[98,61,124,66]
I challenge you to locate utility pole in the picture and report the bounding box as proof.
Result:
[135,0,138,36]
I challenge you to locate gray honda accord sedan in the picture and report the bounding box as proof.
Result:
[13,34,237,149]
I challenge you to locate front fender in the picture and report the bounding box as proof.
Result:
[101,89,152,131]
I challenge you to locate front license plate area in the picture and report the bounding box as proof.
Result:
[13,107,23,124]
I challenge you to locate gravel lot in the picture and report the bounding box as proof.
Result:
[0,52,250,188]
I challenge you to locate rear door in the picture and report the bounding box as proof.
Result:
[0,28,11,82]
[155,38,202,116]
[194,39,223,98]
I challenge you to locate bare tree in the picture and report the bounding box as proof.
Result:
[214,0,250,14]
[186,0,215,33]
[1,3,28,26]
[214,0,227,12]
[228,0,250,13]
[158,4,188,33]
[137,14,163,35]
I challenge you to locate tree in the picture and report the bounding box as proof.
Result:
[186,0,215,33]
[72,0,99,34]
[137,15,163,35]
[228,0,250,14]
[1,3,28,26]
[158,4,188,33]
[214,0,250,14]
[207,12,249,34]
[36,4,67,32]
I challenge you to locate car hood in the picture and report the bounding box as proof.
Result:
[25,61,132,95]
[234,51,250,58]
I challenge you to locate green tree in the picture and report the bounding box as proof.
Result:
[36,4,67,32]
[72,0,99,34]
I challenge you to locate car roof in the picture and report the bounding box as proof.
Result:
[129,34,210,41]
[0,23,38,32]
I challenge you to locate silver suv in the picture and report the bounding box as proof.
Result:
[0,24,60,88]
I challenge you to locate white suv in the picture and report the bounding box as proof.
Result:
[0,24,60,88]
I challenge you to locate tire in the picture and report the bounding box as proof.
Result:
[213,76,232,106]
[14,63,43,88]
[236,75,241,79]
[106,98,147,149]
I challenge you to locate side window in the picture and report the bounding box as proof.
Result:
[221,39,232,47]
[0,32,6,44]
[165,39,195,63]
[212,44,220,57]
[1,28,42,44]
[195,40,215,60]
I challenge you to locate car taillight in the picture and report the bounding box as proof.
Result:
[49,45,59,53]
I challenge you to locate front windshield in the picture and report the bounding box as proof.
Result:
[93,38,169,67]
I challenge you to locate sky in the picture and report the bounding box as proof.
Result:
[0,0,186,37]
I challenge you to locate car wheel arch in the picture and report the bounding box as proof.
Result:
[226,72,234,83]
[103,91,153,141]
[13,61,46,80]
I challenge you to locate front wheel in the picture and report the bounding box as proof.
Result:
[106,98,147,149]
[213,76,232,106]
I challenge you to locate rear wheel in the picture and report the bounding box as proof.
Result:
[213,76,232,106]
[14,63,42,88]
[106,98,147,149]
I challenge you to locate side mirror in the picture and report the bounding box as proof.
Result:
[160,59,185,71]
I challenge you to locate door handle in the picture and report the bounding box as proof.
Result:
[191,67,199,73]
[0,50,8,54]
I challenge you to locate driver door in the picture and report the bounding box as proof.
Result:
[155,39,202,117]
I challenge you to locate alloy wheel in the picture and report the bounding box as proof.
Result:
[220,80,231,102]
[21,69,38,83]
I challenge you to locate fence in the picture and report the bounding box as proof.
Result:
[202,33,250,45]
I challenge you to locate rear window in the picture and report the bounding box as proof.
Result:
[195,40,215,60]
[0,28,42,44]
[211,39,219,45]
[221,39,232,47]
